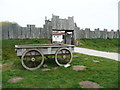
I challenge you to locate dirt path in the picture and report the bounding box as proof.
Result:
[74,47,119,61]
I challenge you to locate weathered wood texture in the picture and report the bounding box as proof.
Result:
[74,27,120,39]
[51,15,74,30]
[2,23,119,39]
[2,15,120,39]
[15,44,74,56]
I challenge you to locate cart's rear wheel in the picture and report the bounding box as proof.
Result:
[55,48,73,66]
[21,49,44,70]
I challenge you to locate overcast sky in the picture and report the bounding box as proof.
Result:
[0,0,119,31]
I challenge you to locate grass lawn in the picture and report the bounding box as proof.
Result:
[77,38,120,53]
[2,39,119,88]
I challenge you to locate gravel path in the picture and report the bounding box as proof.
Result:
[74,47,119,61]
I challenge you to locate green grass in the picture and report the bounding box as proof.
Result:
[2,39,119,88]
[2,38,51,60]
[77,38,119,53]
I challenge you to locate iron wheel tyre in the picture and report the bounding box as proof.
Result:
[55,48,73,66]
[21,49,44,70]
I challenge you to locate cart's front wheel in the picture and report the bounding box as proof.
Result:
[55,48,73,66]
[21,49,44,70]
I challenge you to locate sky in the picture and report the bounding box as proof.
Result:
[0,0,119,31]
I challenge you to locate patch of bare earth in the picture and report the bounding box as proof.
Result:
[2,64,9,67]
[93,60,100,62]
[2,63,13,71]
[72,65,86,71]
[2,63,13,68]
[9,69,16,72]
[43,64,48,68]
[84,58,89,60]
[8,77,23,83]
[41,68,51,71]
[52,67,58,70]
[79,81,100,88]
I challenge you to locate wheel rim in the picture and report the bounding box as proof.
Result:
[21,49,44,70]
[55,48,72,66]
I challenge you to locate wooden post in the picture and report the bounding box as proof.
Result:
[64,31,67,44]
[71,31,75,45]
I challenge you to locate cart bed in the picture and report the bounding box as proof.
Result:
[15,44,74,56]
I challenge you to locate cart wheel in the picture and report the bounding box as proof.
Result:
[55,48,73,66]
[21,49,44,70]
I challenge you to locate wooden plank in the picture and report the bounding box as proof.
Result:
[15,44,74,48]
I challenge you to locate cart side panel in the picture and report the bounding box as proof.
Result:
[39,47,60,55]
[68,46,74,53]
[16,48,26,56]
[16,45,74,56]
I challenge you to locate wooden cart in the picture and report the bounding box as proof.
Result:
[15,44,74,70]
